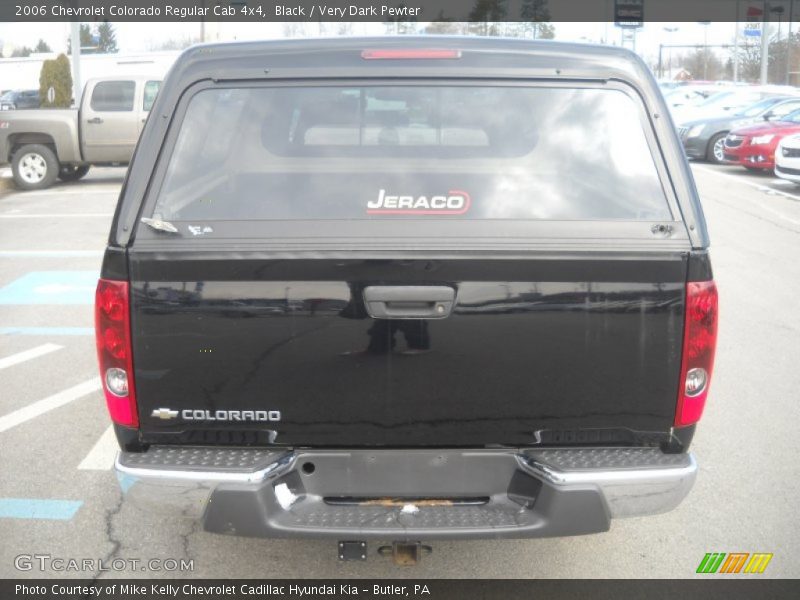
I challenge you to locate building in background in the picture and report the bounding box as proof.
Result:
[0,51,178,103]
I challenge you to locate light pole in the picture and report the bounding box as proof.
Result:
[699,21,711,79]
[761,1,771,85]
[772,4,786,82]
[788,0,795,84]
[664,26,679,79]
[70,22,80,107]
[734,1,741,82]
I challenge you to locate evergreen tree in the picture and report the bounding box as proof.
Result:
[97,22,118,53]
[67,24,93,53]
[39,54,73,108]
[34,39,52,53]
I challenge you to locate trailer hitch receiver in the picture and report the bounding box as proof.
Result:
[378,542,432,566]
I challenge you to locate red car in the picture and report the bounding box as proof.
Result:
[723,109,800,171]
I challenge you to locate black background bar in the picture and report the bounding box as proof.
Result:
[3,1,769,23]
[3,579,800,600]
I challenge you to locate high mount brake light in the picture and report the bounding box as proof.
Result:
[95,279,138,427]
[675,280,718,427]
[361,49,462,60]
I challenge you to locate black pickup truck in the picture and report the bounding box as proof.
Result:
[97,37,717,559]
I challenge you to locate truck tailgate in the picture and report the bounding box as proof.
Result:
[129,253,686,446]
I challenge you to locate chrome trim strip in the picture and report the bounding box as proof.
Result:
[114,451,295,484]
[517,453,696,486]
[516,452,698,518]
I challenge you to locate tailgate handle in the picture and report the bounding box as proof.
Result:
[363,286,455,319]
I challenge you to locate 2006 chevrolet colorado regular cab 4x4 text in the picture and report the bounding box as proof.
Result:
[96,37,718,561]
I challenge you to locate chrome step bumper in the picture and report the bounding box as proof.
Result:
[115,447,697,540]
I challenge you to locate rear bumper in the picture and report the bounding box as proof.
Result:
[115,447,697,540]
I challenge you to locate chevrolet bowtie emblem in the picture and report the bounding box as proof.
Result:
[151,408,179,420]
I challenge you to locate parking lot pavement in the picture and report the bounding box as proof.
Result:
[0,163,798,579]
[692,162,800,223]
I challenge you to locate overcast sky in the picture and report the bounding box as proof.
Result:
[0,20,782,66]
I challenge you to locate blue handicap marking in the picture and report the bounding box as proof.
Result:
[116,472,138,494]
[0,271,97,305]
[0,498,83,520]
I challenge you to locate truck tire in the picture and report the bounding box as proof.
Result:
[706,132,728,164]
[58,165,90,182]
[11,144,59,191]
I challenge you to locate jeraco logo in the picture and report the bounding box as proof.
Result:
[367,189,471,215]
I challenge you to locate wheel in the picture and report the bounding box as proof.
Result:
[57,164,90,182]
[11,144,59,190]
[706,132,728,164]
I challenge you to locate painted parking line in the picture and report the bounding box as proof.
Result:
[0,251,104,258]
[78,425,118,471]
[0,213,113,218]
[0,499,82,520]
[0,343,62,370]
[0,378,101,433]
[0,271,97,305]
[694,165,800,225]
[0,327,94,336]
[22,189,119,196]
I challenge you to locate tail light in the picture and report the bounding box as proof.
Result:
[95,279,138,427]
[675,280,718,427]
[361,49,462,60]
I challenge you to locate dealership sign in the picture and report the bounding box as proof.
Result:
[744,3,763,37]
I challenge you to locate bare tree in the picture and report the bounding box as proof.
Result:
[11,46,33,58]
[147,36,199,51]
[766,32,800,84]
[467,0,507,36]
[520,0,555,39]
[425,11,464,34]
[678,48,725,81]
[383,3,419,34]
[282,23,307,38]
[731,42,762,82]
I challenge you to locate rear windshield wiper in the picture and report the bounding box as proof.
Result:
[140,217,179,234]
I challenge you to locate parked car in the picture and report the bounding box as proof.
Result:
[0,76,160,190]
[672,87,797,124]
[678,96,800,163]
[774,134,800,184]
[663,85,728,114]
[0,89,40,110]
[723,108,800,171]
[100,38,717,559]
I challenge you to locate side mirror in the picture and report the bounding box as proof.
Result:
[763,111,775,121]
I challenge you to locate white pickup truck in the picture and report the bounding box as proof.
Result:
[0,76,160,190]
